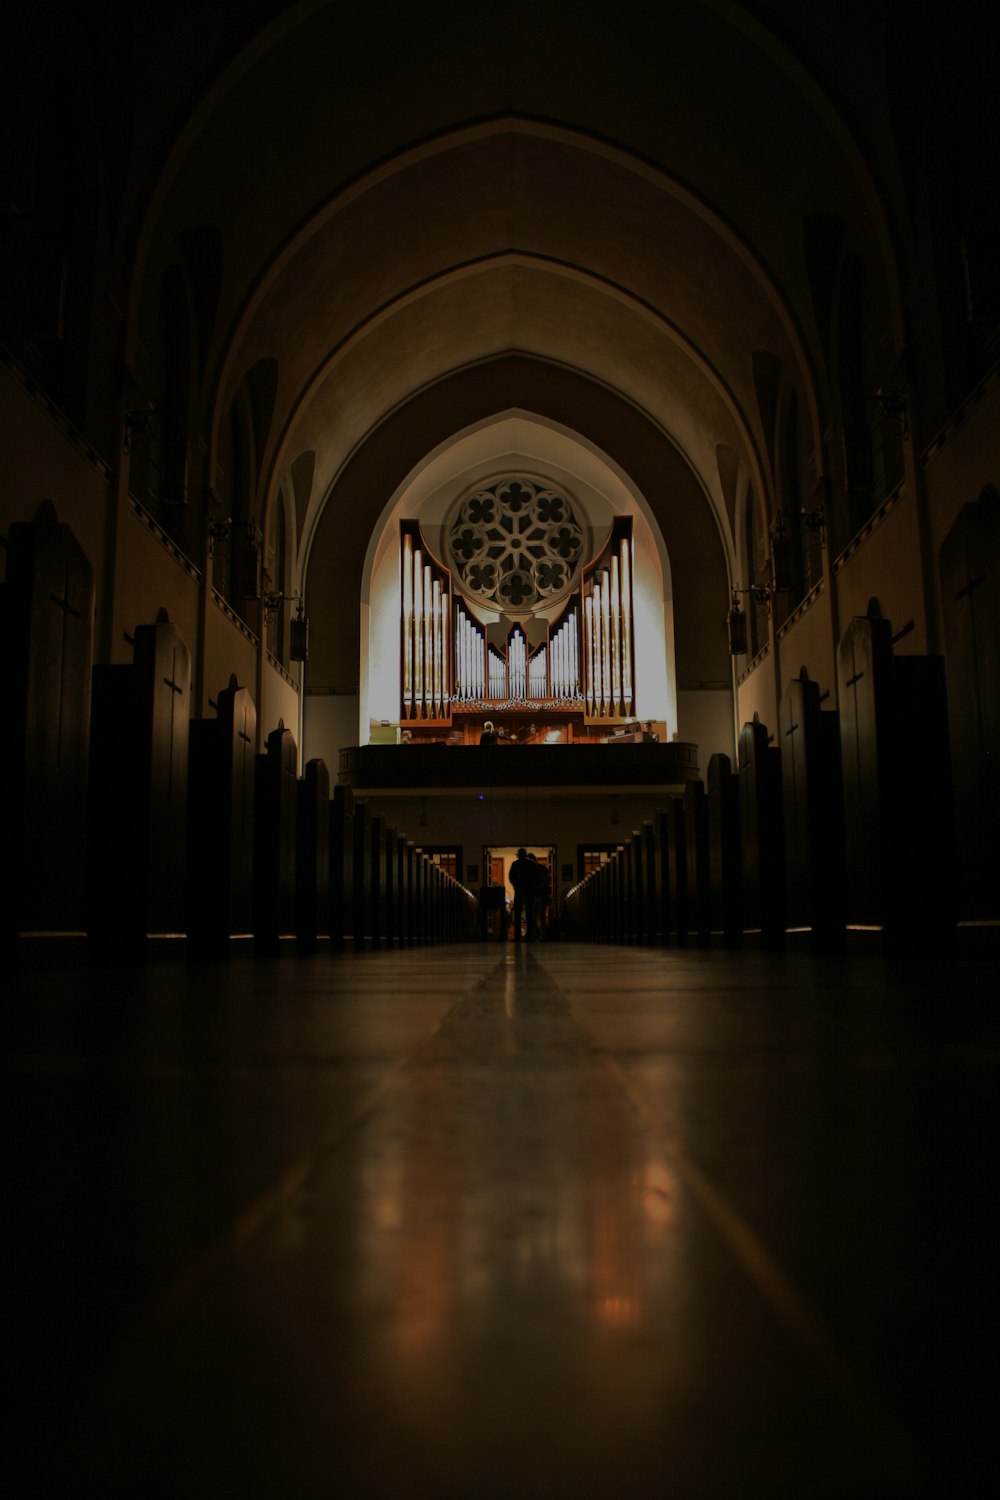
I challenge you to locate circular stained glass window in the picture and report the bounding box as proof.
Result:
[445,477,585,610]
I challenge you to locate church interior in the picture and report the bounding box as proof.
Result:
[3,2,998,1494]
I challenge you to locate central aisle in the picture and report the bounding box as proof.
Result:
[8,943,994,1497]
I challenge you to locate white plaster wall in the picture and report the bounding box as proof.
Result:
[303,693,362,775]
[675,688,735,765]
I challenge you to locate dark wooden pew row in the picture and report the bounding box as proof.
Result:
[738,714,785,947]
[780,668,845,948]
[838,600,954,950]
[939,490,999,923]
[707,753,741,946]
[2,507,94,942]
[88,609,190,957]
[297,758,330,952]
[684,779,711,946]
[187,675,256,957]
[330,784,355,950]
[253,719,297,955]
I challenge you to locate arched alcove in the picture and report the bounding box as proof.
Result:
[359,413,676,744]
[301,354,733,770]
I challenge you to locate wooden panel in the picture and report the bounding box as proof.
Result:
[88,610,190,951]
[939,490,1000,918]
[707,753,741,946]
[837,605,892,925]
[187,676,256,955]
[253,719,297,952]
[838,601,955,942]
[330,784,354,950]
[779,669,845,945]
[3,512,94,936]
[667,799,688,945]
[684,779,711,945]
[352,800,372,949]
[296,758,330,951]
[655,807,672,944]
[738,714,784,944]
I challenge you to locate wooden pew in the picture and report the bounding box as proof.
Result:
[668,799,689,945]
[707,753,741,946]
[187,675,256,957]
[3,508,94,940]
[330,784,355,951]
[938,490,1000,921]
[88,609,190,954]
[738,714,785,946]
[253,719,297,954]
[838,600,954,948]
[684,778,711,946]
[352,799,372,950]
[296,758,330,952]
[780,668,845,947]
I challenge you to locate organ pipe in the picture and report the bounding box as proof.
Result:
[413,549,424,715]
[400,523,455,721]
[401,516,631,724]
[620,536,633,713]
[599,573,611,716]
[578,518,635,721]
[610,555,622,715]
[431,576,441,715]
[402,532,413,715]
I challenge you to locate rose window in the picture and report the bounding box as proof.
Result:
[445,477,585,609]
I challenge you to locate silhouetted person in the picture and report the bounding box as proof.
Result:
[479,719,498,746]
[509,847,537,940]
[528,852,550,939]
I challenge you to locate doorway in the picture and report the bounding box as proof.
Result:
[482,845,555,940]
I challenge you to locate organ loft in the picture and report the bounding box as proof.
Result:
[2,2,998,1496]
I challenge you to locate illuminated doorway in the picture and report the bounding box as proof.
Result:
[483,844,555,939]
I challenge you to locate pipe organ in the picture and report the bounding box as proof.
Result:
[401,522,452,722]
[583,518,634,720]
[400,516,634,725]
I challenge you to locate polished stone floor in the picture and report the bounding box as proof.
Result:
[6,941,998,1497]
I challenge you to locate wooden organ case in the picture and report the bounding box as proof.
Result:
[399,517,637,742]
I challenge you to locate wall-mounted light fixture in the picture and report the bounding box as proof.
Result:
[870,387,909,437]
[122,405,164,454]
[240,522,263,599]
[727,592,748,655]
[727,585,772,655]
[769,512,796,592]
[264,591,309,661]
[207,516,232,555]
[800,506,826,546]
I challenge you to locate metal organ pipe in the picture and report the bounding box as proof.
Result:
[413,550,424,714]
[599,573,612,715]
[431,577,441,715]
[402,533,414,717]
[610,556,622,715]
[423,565,433,717]
[620,537,633,714]
[510,630,526,699]
[529,646,547,699]
[489,646,505,700]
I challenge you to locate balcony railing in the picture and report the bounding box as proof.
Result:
[339,741,699,790]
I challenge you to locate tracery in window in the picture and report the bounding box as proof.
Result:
[444,477,585,611]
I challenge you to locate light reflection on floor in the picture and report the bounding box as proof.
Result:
[6,942,996,1497]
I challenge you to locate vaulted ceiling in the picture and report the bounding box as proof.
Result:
[124,0,901,572]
